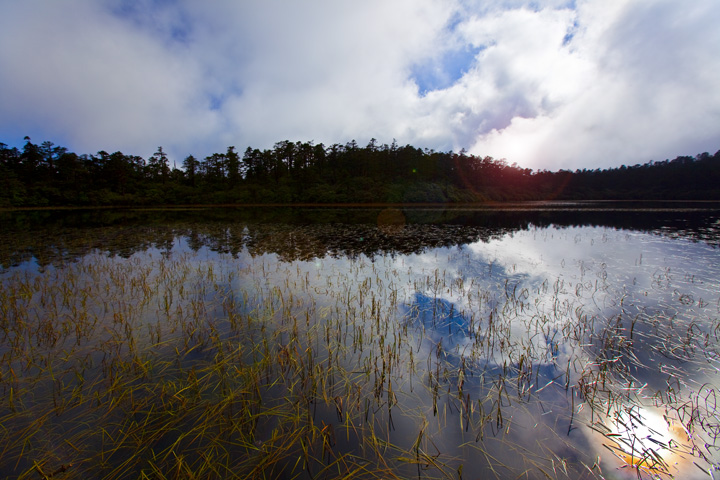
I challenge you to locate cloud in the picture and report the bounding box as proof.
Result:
[185,0,456,149]
[0,0,718,170]
[464,0,720,169]
[0,0,221,159]
[406,5,585,154]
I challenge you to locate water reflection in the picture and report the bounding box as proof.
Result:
[1,205,720,478]
[398,227,720,478]
[1,202,720,269]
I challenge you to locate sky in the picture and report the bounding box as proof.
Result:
[1,0,719,172]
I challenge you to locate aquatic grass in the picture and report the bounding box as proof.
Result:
[0,223,719,478]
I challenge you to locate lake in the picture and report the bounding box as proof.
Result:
[1,202,720,479]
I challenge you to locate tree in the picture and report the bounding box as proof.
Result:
[104,151,134,194]
[147,146,170,183]
[0,142,20,170]
[201,153,226,186]
[225,146,241,187]
[182,155,199,187]
[20,136,43,182]
[56,151,84,188]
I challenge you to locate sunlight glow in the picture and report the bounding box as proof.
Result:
[603,406,692,476]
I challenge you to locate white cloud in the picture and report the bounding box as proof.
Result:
[0,0,718,169]
[407,6,586,154]
[0,0,221,158]
[189,0,455,149]
[464,0,720,169]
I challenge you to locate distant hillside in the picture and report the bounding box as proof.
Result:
[1,138,718,207]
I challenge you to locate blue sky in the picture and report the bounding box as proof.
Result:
[411,44,485,96]
[1,0,719,171]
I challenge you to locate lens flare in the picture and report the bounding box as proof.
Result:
[602,406,692,477]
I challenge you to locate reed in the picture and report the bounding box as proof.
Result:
[0,223,718,479]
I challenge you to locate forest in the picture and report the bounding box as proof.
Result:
[1,137,719,207]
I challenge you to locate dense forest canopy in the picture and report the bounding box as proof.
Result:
[1,137,718,207]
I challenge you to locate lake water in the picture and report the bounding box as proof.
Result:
[1,203,720,479]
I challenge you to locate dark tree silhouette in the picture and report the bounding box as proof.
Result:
[1,136,718,207]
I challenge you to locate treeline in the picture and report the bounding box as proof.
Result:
[1,137,719,206]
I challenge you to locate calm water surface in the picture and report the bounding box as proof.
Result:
[1,203,720,479]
